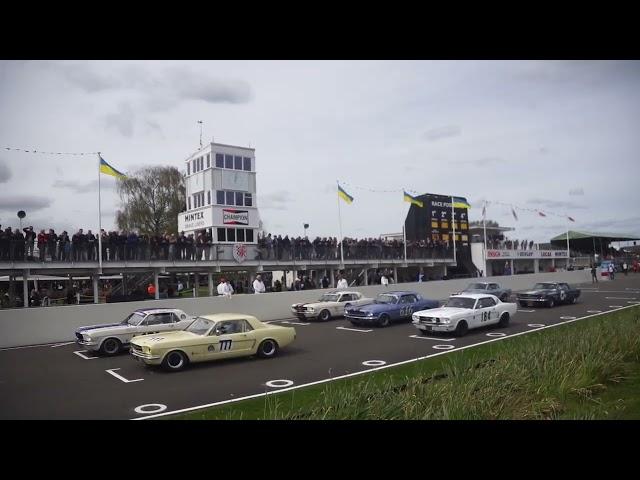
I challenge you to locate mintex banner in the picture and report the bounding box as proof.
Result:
[222,209,249,225]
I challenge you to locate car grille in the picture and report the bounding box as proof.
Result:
[295,305,307,312]
[518,294,538,299]
[131,344,143,353]
[75,332,84,341]
[419,316,440,324]
[347,310,368,317]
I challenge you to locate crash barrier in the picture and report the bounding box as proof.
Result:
[0,270,591,348]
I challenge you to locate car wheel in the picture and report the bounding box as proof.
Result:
[547,298,555,308]
[519,301,527,308]
[570,296,577,304]
[99,338,121,356]
[420,329,432,336]
[257,339,279,358]
[162,350,187,372]
[498,312,510,328]
[318,309,331,322]
[454,320,468,337]
[378,314,390,328]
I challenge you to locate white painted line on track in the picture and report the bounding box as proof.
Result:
[587,310,602,313]
[106,368,144,383]
[336,326,373,333]
[486,332,507,337]
[628,301,640,304]
[432,344,455,350]
[609,305,624,308]
[362,360,387,367]
[517,310,536,313]
[605,297,636,300]
[281,321,311,326]
[134,404,167,415]
[265,379,294,388]
[133,304,640,420]
[51,341,76,348]
[560,316,577,320]
[73,350,99,360]
[527,324,546,328]
[409,335,456,342]
[591,290,640,294]
[0,342,74,352]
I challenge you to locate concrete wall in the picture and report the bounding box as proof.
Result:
[0,270,591,349]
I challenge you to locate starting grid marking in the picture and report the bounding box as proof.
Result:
[73,350,99,360]
[279,320,311,326]
[517,309,536,313]
[409,335,456,342]
[336,326,372,333]
[106,368,144,383]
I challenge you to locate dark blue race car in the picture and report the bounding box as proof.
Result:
[345,291,439,327]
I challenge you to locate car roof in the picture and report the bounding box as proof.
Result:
[199,313,258,322]
[381,291,419,296]
[325,290,359,295]
[133,308,184,315]
[450,293,499,300]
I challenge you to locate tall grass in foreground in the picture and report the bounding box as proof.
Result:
[265,308,640,420]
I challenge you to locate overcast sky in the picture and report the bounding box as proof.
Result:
[0,60,639,242]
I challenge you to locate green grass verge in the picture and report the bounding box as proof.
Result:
[172,305,640,420]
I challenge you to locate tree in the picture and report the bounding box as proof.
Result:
[116,166,186,235]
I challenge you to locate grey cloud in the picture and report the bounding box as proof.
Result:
[104,102,135,138]
[526,198,588,210]
[55,62,122,92]
[167,68,252,104]
[0,159,11,183]
[260,190,291,210]
[569,187,585,196]
[423,125,461,142]
[578,216,640,236]
[514,61,640,87]
[52,179,114,194]
[538,146,549,155]
[0,195,52,212]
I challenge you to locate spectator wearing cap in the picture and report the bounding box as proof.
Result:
[23,226,35,260]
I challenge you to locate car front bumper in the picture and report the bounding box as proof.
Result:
[413,323,456,333]
[291,309,318,320]
[345,315,379,324]
[130,349,162,364]
[516,297,549,305]
[76,339,100,351]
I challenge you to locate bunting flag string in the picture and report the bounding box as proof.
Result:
[3,146,100,156]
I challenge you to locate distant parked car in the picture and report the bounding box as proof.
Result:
[452,282,512,302]
[291,290,372,321]
[516,282,581,308]
[412,293,517,337]
[75,308,193,355]
[345,291,439,327]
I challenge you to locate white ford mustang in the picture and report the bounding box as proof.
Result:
[411,293,517,337]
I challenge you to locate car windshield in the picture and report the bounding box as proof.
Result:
[467,283,487,290]
[186,317,215,335]
[318,294,340,302]
[533,283,555,290]
[121,312,146,326]
[376,294,398,304]
[445,297,476,309]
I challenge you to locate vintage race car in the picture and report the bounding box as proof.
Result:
[452,282,512,302]
[75,308,193,356]
[412,293,517,337]
[345,291,439,327]
[516,282,581,308]
[291,290,372,321]
[130,313,296,372]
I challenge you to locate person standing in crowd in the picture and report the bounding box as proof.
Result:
[86,230,96,261]
[12,228,25,261]
[37,229,47,262]
[168,233,177,261]
[381,274,389,287]
[623,262,628,276]
[147,282,156,297]
[591,264,598,283]
[23,226,35,261]
[321,275,330,289]
[253,274,266,294]
[608,262,615,280]
[336,274,348,289]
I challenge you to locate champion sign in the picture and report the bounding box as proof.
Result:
[223,209,249,225]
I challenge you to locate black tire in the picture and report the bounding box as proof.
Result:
[519,301,527,308]
[257,339,279,358]
[378,314,391,328]
[498,312,510,328]
[570,296,577,304]
[454,320,468,337]
[318,309,331,322]
[420,329,432,336]
[547,298,555,308]
[162,350,187,372]
[99,337,121,356]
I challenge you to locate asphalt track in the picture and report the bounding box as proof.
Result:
[1,275,639,420]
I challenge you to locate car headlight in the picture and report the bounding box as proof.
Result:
[412,314,419,321]
[440,318,451,324]
[307,307,315,313]
[143,346,151,354]
[367,312,374,317]
[83,334,92,342]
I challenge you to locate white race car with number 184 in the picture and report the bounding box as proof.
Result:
[411,293,517,337]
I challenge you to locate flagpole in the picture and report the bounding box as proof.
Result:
[97,153,103,273]
[566,214,570,267]
[451,196,457,266]
[483,200,488,277]
[336,180,344,267]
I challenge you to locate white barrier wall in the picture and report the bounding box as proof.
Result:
[0,270,591,348]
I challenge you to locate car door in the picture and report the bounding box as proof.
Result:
[353,292,370,307]
[136,314,168,336]
[398,294,418,320]
[335,293,352,315]
[206,320,255,359]
[472,297,497,328]
[557,283,569,303]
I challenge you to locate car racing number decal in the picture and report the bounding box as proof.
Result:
[480,311,492,322]
[219,339,232,351]
[400,306,414,316]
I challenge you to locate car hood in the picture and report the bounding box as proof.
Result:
[131,330,199,347]
[520,289,555,295]
[292,301,336,309]
[347,302,396,313]
[414,306,469,318]
[76,323,131,335]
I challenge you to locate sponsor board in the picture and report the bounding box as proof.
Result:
[222,209,249,225]
[486,249,568,260]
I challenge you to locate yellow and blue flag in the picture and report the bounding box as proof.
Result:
[403,191,424,208]
[338,184,354,204]
[452,196,471,209]
[99,156,127,179]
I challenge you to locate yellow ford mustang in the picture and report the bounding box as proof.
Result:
[130,313,296,372]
